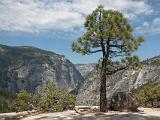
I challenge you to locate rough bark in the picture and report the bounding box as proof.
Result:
[100,58,107,112]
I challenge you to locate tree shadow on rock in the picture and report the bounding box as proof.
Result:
[32,112,160,120]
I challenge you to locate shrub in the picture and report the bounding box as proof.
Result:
[34,83,76,112]
[11,83,76,113]
[11,91,33,112]
[0,88,15,113]
[134,83,160,107]
[0,96,10,113]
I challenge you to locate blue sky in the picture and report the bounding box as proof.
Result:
[0,0,160,64]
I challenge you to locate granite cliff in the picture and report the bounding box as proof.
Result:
[76,56,160,105]
[0,44,84,93]
[75,63,96,78]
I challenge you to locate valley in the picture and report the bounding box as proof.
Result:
[0,44,160,119]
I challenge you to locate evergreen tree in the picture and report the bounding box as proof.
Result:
[72,6,144,112]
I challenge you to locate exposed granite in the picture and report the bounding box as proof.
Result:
[75,63,96,78]
[76,56,160,105]
[0,44,84,93]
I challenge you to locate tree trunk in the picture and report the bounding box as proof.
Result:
[100,58,107,112]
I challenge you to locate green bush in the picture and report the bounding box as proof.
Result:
[11,91,33,112]
[11,83,76,113]
[134,83,160,107]
[34,83,76,112]
[0,88,15,113]
[0,96,10,113]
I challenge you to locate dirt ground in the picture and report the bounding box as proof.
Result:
[0,108,160,120]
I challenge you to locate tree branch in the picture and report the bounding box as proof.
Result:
[110,44,124,49]
[110,50,121,53]
[89,49,102,53]
[106,66,127,75]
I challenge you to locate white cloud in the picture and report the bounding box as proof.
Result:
[136,17,160,34]
[0,0,153,32]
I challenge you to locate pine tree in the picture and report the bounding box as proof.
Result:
[72,6,144,112]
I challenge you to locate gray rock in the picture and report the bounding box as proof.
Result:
[75,63,96,78]
[76,56,160,106]
[109,92,139,112]
[0,44,84,93]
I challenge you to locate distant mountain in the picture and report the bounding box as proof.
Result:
[0,44,84,93]
[75,63,96,78]
[76,55,160,106]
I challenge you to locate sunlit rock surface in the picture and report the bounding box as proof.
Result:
[0,44,84,93]
[76,56,160,105]
[75,63,96,78]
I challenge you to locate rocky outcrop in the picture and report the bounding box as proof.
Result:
[75,63,96,78]
[0,44,84,93]
[109,92,139,111]
[76,56,160,106]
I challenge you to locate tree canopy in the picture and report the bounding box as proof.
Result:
[72,6,144,62]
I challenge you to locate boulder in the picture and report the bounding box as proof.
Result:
[109,92,139,112]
